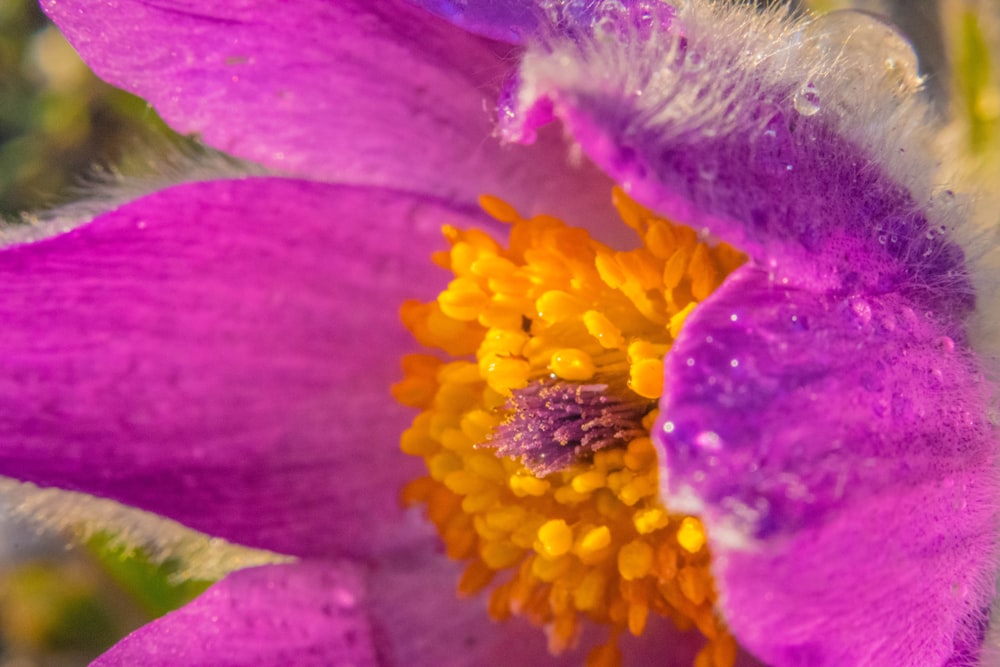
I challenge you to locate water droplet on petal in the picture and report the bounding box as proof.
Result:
[850,298,872,323]
[334,587,357,610]
[695,431,722,450]
[594,16,618,37]
[698,160,718,181]
[808,10,921,95]
[930,188,956,216]
[936,336,955,353]
[793,82,821,116]
[900,306,919,330]
[685,50,704,73]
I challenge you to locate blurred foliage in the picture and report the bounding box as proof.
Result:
[955,7,996,153]
[0,533,212,667]
[943,1,1000,160]
[85,534,211,621]
[0,0,169,216]
[0,558,124,667]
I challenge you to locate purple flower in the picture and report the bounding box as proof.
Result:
[2,1,997,665]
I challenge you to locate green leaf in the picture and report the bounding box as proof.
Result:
[86,532,213,619]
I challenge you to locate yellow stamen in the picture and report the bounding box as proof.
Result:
[536,519,574,558]
[629,357,665,399]
[550,348,597,381]
[677,516,708,554]
[395,188,745,666]
[617,538,655,581]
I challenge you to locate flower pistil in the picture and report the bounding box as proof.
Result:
[394,189,745,666]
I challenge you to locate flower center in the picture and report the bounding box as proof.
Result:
[393,189,745,666]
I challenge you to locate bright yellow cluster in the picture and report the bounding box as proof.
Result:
[393,188,745,667]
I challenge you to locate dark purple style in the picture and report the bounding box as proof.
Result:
[0,0,993,665]
[491,381,652,475]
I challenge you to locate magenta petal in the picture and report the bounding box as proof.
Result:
[367,551,569,666]
[657,265,999,665]
[41,0,503,191]
[0,177,484,558]
[413,0,673,43]
[414,0,541,42]
[552,102,974,326]
[93,561,375,666]
[367,548,722,667]
[510,9,974,331]
[42,0,616,227]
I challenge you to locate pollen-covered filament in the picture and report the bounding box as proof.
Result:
[393,189,744,667]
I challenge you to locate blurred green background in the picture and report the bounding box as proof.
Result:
[0,0,997,665]
[0,0,170,218]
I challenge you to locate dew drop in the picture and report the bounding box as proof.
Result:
[808,10,921,95]
[594,16,618,37]
[695,431,721,450]
[334,587,358,610]
[590,0,627,33]
[793,82,821,116]
[698,160,718,181]
[930,189,956,215]
[936,336,955,353]
[850,298,872,323]
[685,50,705,73]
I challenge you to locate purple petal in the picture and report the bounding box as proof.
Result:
[507,6,972,328]
[657,265,998,665]
[367,547,729,667]
[412,0,674,44]
[42,0,617,228]
[412,0,542,43]
[0,177,484,558]
[97,549,750,667]
[93,561,376,666]
[368,550,572,667]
